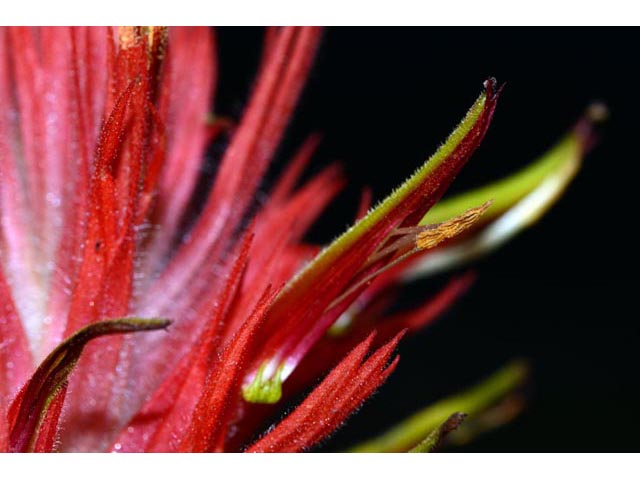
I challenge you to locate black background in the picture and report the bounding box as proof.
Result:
[214,28,636,452]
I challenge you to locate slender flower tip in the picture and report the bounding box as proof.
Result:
[586,101,609,123]
[483,76,505,99]
[92,317,172,334]
[242,362,285,404]
[575,101,608,153]
[126,317,171,330]
[408,412,468,453]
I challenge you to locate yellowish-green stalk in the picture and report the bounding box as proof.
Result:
[420,131,582,227]
[403,132,583,281]
[408,412,467,453]
[349,360,528,452]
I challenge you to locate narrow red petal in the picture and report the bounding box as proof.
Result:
[64,82,135,334]
[0,28,105,358]
[223,164,344,338]
[60,31,171,451]
[269,134,322,205]
[246,332,402,452]
[377,273,475,335]
[179,287,278,452]
[146,27,216,264]
[44,27,109,354]
[279,274,472,404]
[146,27,322,313]
[111,233,253,452]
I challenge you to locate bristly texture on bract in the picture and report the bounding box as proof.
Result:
[0,27,596,452]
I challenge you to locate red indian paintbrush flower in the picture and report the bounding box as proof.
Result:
[0,27,596,453]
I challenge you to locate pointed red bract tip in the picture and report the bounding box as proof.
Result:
[111,232,254,453]
[246,331,404,453]
[179,287,279,453]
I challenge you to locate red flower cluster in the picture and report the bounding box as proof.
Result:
[0,27,592,452]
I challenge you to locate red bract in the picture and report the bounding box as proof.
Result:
[0,27,590,452]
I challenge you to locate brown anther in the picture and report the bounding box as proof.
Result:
[416,201,492,250]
